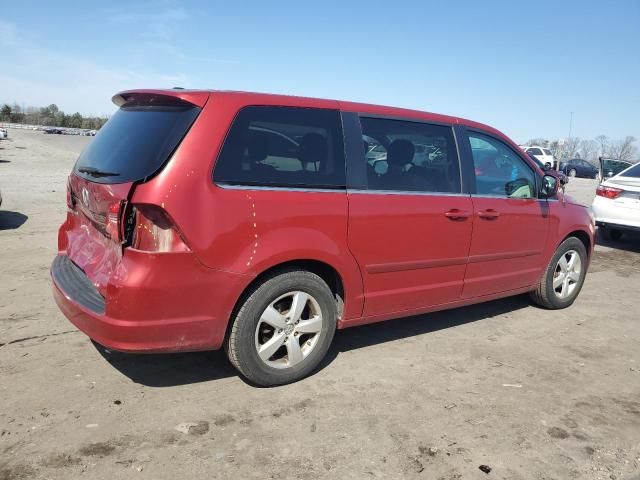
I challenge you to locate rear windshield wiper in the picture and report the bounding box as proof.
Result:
[77,166,120,177]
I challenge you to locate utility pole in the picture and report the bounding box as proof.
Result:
[568,111,574,140]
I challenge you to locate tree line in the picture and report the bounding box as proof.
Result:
[525,135,637,164]
[0,103,108,130]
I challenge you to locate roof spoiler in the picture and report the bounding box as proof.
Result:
[112,89,209,108]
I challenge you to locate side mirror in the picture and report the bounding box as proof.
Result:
[540,174,559,198]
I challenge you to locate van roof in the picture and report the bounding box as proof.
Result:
[114,88,507,141]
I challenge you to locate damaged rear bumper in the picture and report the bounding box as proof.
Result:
[51,252,249,353]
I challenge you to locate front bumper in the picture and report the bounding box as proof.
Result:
[51,253,249,353]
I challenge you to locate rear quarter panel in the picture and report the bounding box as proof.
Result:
[130,92,365,321]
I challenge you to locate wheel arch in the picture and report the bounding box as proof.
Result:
[224,258,351,344]
[561,229,592,260]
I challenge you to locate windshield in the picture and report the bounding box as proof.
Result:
[74,104,200,183]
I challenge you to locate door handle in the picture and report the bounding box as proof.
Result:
[477,209,500,220]
[444,209,471,220]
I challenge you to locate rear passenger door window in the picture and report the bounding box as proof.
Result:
[359,117,461,193]
[214,106,345,189]
[468,132,536,199]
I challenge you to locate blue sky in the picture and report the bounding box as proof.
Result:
[1,0,639,143]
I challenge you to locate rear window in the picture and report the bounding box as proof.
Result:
[620,162,640,178]
[74,104,200,183]
[213,106,346,189]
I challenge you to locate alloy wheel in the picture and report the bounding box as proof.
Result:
[254,291,323,369]
[552,249,582,299]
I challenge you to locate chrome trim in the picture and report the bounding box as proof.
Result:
[216,183,345,193]
[347,188,467,197]
[470,193,539,200]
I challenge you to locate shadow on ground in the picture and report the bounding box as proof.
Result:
[93,343,237,387]
[0,211,28,230]
[596,228,640,253]
[95,294,531,388]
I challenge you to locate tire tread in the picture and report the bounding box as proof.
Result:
[224,268,335,386]
[529,237,587,309]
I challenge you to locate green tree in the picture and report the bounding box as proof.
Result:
[69,112,83,128]
[39,104,59,121]
[54,111,66,127]
[0,103,11,120]
[1,104,11,121]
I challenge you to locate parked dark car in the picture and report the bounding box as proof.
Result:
[560,158,598,178]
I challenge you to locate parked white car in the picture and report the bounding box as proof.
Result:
[592,162,640,240]
[522,145,556,168]
[0,128,7,139]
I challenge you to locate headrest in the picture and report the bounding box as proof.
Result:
[247,133,269,163]
[387,139,415,167]
[298,133,328,165]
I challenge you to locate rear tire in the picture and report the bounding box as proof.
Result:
[530,237,588,309]
[225,269,337,387]
[568,169,577,177]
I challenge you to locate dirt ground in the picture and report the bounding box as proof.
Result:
[1,129,639,480]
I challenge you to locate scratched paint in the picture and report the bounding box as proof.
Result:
[246,194,259,267]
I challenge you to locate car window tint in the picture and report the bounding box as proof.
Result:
[359,117,460,193]
[214,106,345,188]
[543,149,552,155]
[468,132,536,199]
[620,162,640,178]
[528,148,542,155]
[75,104,200,184]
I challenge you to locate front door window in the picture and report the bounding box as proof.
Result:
[469,133,536,199]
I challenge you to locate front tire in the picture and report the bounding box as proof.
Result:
[568,169,577,177]
[225,269,337,386]
[530,237,588,309]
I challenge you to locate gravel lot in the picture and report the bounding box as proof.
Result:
[1,129,639,480]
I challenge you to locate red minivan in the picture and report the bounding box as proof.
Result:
[52,89,594,386]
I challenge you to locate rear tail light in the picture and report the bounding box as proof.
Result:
[126,204,190,252]
[105,201,123,241]
[596,185,623,199]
